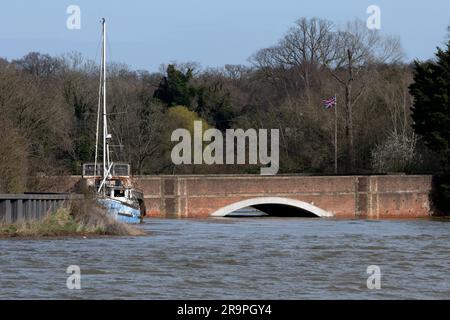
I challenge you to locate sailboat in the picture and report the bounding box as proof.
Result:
[82,18,145,224]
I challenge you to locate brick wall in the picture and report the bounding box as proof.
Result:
[134,175,433,218]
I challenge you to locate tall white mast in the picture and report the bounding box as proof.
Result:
[102,18,106,179]
[96,18,114,195]
[102,19,108,185]
[101,18,112,195]
[94,31,103,180]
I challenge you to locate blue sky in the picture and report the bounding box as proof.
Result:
[0,0,448,71]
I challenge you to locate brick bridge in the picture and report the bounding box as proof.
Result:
[134,175,433,219]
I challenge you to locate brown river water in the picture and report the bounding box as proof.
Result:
[0,217,449,299]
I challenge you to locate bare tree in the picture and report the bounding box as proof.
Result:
[250,17,335,105]
[325,20,403,171]
[0,118,28,193]
[12,52,62,78]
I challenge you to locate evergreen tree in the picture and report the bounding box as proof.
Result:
[196,84,236,131]
[409,42,450,212]
[153,64,196,107]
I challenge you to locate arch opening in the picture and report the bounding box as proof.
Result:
[251,204,318,217]
[210,197,334,218]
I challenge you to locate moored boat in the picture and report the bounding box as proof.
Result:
[82,162,146,224]
[82,18,146,224]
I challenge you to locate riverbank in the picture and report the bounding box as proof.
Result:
[0,200,146,238]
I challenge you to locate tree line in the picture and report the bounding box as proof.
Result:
[0,17,448,209]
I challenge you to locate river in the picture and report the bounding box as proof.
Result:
[1,217,449,299]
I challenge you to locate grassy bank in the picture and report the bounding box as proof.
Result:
[0,200,146,238]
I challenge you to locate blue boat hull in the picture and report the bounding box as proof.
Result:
[97,198,142,224]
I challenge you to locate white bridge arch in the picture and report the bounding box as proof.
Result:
[210,197,334,218]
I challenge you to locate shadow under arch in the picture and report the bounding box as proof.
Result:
[210,197,334,218]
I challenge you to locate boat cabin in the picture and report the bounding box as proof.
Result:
[81,162,147,217]
[82,162,131,177]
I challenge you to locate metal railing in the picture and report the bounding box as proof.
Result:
[0,194,83,224]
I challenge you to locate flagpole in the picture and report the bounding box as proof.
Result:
[334,93,338,174]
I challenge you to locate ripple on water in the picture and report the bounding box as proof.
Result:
[1,218,450,299]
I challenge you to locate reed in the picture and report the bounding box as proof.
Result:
[0,199,146,238]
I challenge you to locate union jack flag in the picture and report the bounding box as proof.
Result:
[322,96,336,109]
